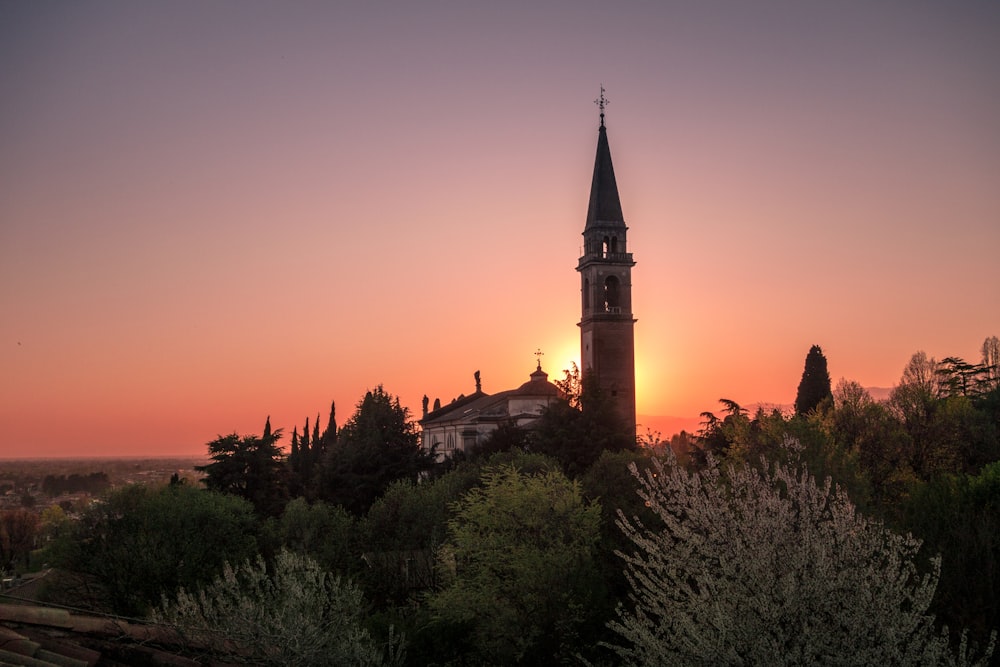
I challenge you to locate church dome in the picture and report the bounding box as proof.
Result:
[512,365,563,397]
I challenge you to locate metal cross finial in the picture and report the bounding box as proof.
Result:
[594,85,609,126]
[534,348,545,370]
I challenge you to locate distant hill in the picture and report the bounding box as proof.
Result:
[867,386,893,402]
[637,414,704,439]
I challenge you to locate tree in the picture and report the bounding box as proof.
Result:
[278,498,357,576]
[153,549,403,667]
[0,509,39,572]
[982,336,1000,391]
[888,352,1000,481]
[553,361,583,409]
[693,398,751,464]
[831,379,912,504]
[316,386,434,515]
[312,416,322,465]
[429,464,603,665]
[358,464,482,608]
[37,504,69,542]
[301,415,312,469]
[580,449,657,650]
[532,368,635,477]
[321,400,338,449]
[608,442,994,666]
[902,463,1000,655]
[902,350,943,396]
[465,420,530,460]
[198,418,288,516]
[51,484,259,616]
[794,344,832,415]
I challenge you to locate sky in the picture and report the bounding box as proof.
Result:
[2,1,999,458]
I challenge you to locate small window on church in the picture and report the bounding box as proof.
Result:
[610,236,619,253]
[602,236,610,257]
[583,278,590,309]
[604,275,620,312]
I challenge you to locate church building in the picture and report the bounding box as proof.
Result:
[419,365,564,459]
[420,91,638,455]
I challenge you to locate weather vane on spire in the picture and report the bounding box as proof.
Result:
[534,348,545,370]
[594,85,609,126]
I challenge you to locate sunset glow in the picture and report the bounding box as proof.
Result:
[1,2,998,457]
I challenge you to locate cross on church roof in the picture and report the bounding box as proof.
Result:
[534,348,544,370]
[594,85,609,127]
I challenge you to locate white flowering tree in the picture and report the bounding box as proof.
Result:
[153,549,403,666]
[608,440,994,666]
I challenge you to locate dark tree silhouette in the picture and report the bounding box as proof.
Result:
[321,400,338,450]
[795,344,832,415]
[311,416,321,461]
[531,369,635,477]
[466,420,530,461]
[693,398,749,465]
[197,418,288,516]
[0,509,39,571]
[315,385,435,514]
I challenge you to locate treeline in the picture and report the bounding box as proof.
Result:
[41,472,110,497]
[693,340,1000,502]
[685,338,1000,652]
[33,337,999,666]
[194,386,437,518]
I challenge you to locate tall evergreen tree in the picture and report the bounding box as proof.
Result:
[315,385,434,515]
[321,400,338,448]
[795,344,833,415]
[311,414,322,464]
[300,416,312,482]
[289,426,300,473]
[288,426,304,497]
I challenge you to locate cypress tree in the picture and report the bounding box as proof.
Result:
[311,414,322,468]
[289,427,300,473]
[321,400,338,448]
[300,417,311,479]
[795,344,833,415]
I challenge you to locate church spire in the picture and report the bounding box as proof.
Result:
[585,86,625,230]
[577,86,637,440]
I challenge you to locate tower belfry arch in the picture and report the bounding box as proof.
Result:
[576,88,637,437]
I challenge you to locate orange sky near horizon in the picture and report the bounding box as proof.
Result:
[2,2,999,458]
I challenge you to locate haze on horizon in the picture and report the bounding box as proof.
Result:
[2,1,998,458]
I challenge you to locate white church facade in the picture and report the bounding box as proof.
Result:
[419,365,563,458]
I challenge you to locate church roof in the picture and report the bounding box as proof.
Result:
[512,364,563,397]
[420,366,564,427]
[584,122,625,230]
[420,391,509,426]
[420,390,493,424]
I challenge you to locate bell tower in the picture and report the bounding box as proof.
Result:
[577,88,637,437]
